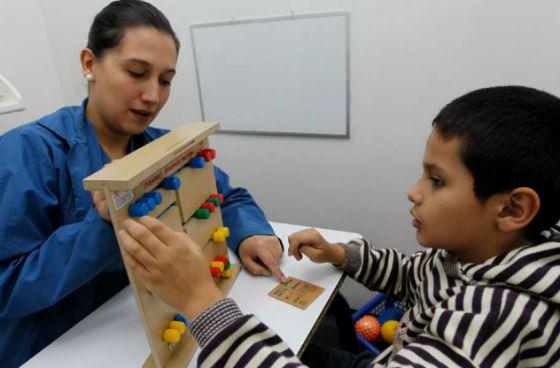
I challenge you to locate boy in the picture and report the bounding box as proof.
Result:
[120,86,560,367]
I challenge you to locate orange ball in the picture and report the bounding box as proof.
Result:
[355,315,381,342]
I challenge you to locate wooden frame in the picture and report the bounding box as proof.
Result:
[83,122,239,368]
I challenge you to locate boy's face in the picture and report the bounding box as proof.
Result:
[407,129,499,261]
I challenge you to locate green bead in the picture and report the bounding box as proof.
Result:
[206,197,220,207]
[194,208,210,219]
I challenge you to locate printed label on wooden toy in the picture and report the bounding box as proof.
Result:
[111,190,134,210]
[267,277,324,310]
[142,147,195,191]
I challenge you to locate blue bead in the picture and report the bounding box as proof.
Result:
[174,313,190,326]
[141,197,156,211]
[144,191,163,205]
[128,202,149,217]
[160,176,181,190]
[188,156,205,169]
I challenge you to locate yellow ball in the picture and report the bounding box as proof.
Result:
[381,320,399,344]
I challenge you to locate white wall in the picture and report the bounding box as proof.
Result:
[4,0,560,307]
[0,0,65,131]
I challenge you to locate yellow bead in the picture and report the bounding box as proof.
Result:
[221,268,233,278]
[381,320,400,344]
[211,261,225,272]
[218,227,230,237]
[163,328,181,344]
[212,230,226,243]
[169,320,186,334]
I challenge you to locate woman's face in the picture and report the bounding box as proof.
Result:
[86,26,177,137]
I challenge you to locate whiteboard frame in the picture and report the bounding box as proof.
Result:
[190,11,350,138]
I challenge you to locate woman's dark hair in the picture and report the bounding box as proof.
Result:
[87,0,180,58]
[433,86,560,240]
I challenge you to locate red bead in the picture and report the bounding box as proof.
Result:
[209,193,224,204]
[201,202,215,212]
[210,266,221,277]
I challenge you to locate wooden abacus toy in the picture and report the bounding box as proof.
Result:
[83,122,240,368]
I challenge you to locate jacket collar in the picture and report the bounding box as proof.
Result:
[36,99,91,148]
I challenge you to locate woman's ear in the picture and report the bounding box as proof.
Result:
[80,48,96,81]
[496,187,540,233]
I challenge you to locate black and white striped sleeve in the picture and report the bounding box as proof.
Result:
[192,298,305,367]
[340,238,435,302]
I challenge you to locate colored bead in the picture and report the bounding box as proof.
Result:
[187,156,205,168]
[160,176,181,190]
[194,208,210,219]
[169,320,186,334]
[212,230,226,243]
[201,202,216,212]
[141,197,156,211]
[206,197,220,207]
[174,313,190,326]
[197,149,214,162]
[214,255,228,263]
[210,266,221,277]
[209,193,223,204]
[211,261,225,273]
[163,328,181,344]
[221,268,233,278]
[128,202,149,217]
[144,191,163,205]
[217,226,230,236]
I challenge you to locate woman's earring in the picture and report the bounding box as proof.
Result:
[85,74,93,82]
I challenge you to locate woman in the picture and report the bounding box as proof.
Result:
[0,1,282,366]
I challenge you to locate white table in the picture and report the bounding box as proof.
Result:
[23,222,361,367]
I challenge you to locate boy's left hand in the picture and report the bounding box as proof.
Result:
[119,216,223,321]
[288,228,345,265]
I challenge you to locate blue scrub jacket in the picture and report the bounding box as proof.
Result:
[0,101,275,367]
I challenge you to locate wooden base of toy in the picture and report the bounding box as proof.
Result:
[142,263,241,368]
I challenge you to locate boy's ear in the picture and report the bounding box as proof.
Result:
[496,187,541,233]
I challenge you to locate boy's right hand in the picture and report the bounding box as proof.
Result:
[287,228,345,265]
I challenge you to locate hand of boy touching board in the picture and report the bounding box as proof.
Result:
[119,217,224,321]
[287,228,346,266]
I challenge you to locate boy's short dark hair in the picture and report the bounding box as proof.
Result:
[432,86,560,240]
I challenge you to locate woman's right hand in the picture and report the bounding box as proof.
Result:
[92,190,112,223]
[287,228,345,265]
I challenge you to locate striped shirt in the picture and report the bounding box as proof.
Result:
[190,240,560,367]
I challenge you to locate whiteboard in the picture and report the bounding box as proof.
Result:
[190,12,350,137]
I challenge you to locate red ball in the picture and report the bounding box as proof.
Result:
[355,315,381,342]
